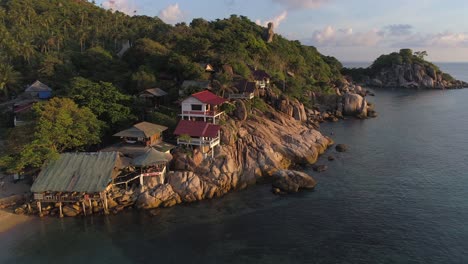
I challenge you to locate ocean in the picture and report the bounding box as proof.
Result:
[1,64,468,263]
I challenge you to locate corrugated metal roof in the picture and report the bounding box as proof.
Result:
[31,152,123,193]
[25,80,52,92]
[174,120,220,138]
[191,90,226,105]
[141,88,168,97]
[114,122,168,138]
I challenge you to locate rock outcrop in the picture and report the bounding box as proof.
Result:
[265,22,275,43]
[368,63,467,89]
[272,170,317,193]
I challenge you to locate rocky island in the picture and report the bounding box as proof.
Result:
[342,49,468,89]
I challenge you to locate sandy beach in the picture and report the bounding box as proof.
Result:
[0,210,32,233]
[0,173,33,233]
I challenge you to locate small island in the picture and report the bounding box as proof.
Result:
[342,49,468,89]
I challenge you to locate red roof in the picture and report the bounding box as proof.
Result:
[174,120,220,138]
[191,90,226,105]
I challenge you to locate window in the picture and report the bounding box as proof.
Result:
[191,104,202,111]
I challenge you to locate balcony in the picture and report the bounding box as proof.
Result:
[177,137,220,148]
[228,93,255,100]
[181,110,224,118]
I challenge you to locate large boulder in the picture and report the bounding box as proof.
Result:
[343,93,367,117]
[167,171,204,202]
[272,170,317,193]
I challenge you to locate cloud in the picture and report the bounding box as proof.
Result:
[272,0,330,10]
[256,11,288,28]
[102,0,136,15]
[158,3,184,24]
[310,24,468,50]
[385,24,413,36]
[312,26,383,47]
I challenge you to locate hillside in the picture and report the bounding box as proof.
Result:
[342,49,467,89]
[0,0,350,174]
[0,0,342,102]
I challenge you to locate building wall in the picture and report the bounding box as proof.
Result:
[181,97,206,113]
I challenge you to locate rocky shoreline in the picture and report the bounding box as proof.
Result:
[9,85,369,218]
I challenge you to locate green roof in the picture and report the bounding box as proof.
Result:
[31,152,124,193]
[132,148,172,167]
[113,122,168,138]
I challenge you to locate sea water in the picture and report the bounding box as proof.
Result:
[1,65,468,264]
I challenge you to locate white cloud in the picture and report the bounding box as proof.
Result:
[102,0,136,16]
[158,3,184,24]
[312,26,383,47]
[272,0,330,10]
[255,11,288,28]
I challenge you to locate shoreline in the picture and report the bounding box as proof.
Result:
[0,209,32,233]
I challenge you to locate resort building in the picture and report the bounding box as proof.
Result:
[180,90,226,124]
[131,147,172,186]
[113,122,168,147]
[174,120,221,158]
[138,88,168,109]
[25,80,52,99]
[252,70,271,90]
[229,80,256,99]
[31,152,127,217]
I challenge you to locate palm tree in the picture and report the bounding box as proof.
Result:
[0,64,20,98]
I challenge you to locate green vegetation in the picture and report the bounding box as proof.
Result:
[0,0,344,173]
[0,98,102,173]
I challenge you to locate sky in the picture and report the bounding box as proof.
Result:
[96,0,468,62]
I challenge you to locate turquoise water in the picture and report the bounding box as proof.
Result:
[2,79,468,263]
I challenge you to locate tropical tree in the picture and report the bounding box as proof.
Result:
[68,77,135,128]
[0,97,102,173]
[0,63,20,97]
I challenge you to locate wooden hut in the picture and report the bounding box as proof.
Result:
[31,152,126,217]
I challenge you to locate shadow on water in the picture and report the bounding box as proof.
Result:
[2,88,468,264]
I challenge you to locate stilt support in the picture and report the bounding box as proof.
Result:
[37,201,43,217]
[82,201,87,216]
[59,202,64,218]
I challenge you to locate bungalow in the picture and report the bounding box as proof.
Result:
[229,80,256,99]
[25,80,52,99]
[113,122,168,147]
[179,80,212,96]
[132,147,172,186]
[180,90,226,124]
[252,70,271,89]
[174,120,221,158]
[138,88,168,108]
[31,152,126,217]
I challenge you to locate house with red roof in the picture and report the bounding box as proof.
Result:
[174,120,221,158]
[180,90,227,124]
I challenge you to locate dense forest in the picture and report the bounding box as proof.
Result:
[0,0,344,173]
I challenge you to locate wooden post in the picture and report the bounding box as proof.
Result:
[103,192,109,215]
[140,175,143,186]
[82,201,87,216]
[59,202,63,218]
[88,199,93,215]
[37,201,43,217]
[27,203,32,214]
